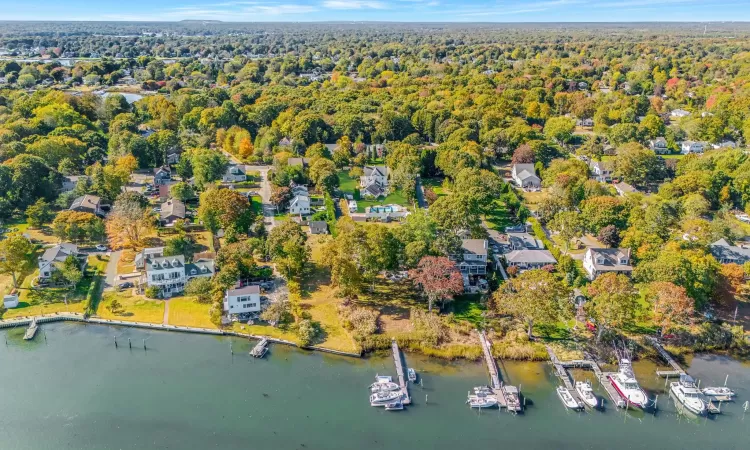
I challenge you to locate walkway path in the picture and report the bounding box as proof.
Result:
[103,250,122,291]
[162,299,170,325]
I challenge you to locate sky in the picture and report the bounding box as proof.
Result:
[1,0,749,22]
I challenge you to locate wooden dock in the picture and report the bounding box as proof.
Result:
[477,331,523,412]
[391,339,411,405]
[647,337,686,376]
[545,346,626,409]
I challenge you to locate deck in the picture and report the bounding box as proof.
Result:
[391,339,411,405]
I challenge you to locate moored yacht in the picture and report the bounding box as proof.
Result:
[370,390,402,406]
[671,375,707,415]
[467,393,498,409]
[575,381,599,408]
[557,386,584,410]
[608,359,648,408]
[369,375,399,392]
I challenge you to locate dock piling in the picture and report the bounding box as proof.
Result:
[128,338,131,349]
[114,336,117,348]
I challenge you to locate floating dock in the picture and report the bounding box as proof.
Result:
[251,338,269,358]
[391,339,411,405]
[545,346,626,408]
[478,331,522,412]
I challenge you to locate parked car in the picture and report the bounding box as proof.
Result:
[117,282,134,291]
[95,244,108,251]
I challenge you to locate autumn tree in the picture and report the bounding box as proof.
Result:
[0,234,36,288]
[597,224,620,248]
[645,281,694,329]
[409,256,465,312]
[106,192,154,250]
[493,269,571,338]
[26,199,54,228]
[511,144,534,164]
[197,188,253,236]
[267,220,309,280]
[585,273,638,341]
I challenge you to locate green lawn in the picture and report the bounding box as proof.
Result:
[337,170,359,193]
[421,177,448,197]
[97,291,165,323]
[167,296,217,329]
[448,295,486,327]
[250,195,263,214]
[484,200,515,231]
[337,170,411,212]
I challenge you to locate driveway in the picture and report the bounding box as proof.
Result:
[246,165,277,232]
[103,250,122,291]
[415,176,427,208]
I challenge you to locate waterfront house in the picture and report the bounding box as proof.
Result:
[143,254,215,298]
[511,164,541,189]
[309,221,329,235]
[360,165,389,198]
[710,239,750,265]
[135,247,165,270]
[37,243,87,283]
[222,165,247,183]
[457,239,488,293]
[589,160,613,182]
[153,166,171,186]
[160,199,186,226]
[583,248,633,280]
[680,141,705,154]
[504,249,557,270]
[649,137,669,154]
[223,285,261,314]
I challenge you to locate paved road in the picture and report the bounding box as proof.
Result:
[246,165,277,232]
[103,250,122,291]
[415,176,427,208]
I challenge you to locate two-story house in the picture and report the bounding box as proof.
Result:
[223,285,261,315]
[649,137,669,154]
[507,232,543,251]
[160,199,186,226]
[583,248,633,280]
[69,194,106,217]
[589,160,613,183]
[288,194,311,216]
[153,166,171,186]
[360,165,389,198]
[143,255,215,297]
[222,165,247,183]
[511,164,541,189]
[456,239,488,293]
[680,141,705,154]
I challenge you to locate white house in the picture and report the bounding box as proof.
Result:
[649,137,669,154]
[360,165,389,198]
[144,255,214,297]
[589,160,613,182]
[711,140,736,150]
[222,165,247,183]
[576,118,594,127]
[348,200,358,213]
[511,164,541,189]
[680,141,705,154]
[37,243,86,282]
[583,248,633,280]
[670,109,691,118]
[223,285,261,314]
[289,195,311,216]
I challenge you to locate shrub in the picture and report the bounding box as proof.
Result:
[337,302,379,339]
[296,319,320,346]
[145,286,161,299]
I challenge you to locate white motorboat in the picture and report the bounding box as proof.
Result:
[370,381,401,392]
[407,368,417,383]
[384,401,404,411]
[575,381,599,408]
[670,375,707,415]
[23,318,38,341]
[467,393,499,409]
[473,386,493,395]
[608,359,648,408]
[370,390,402,406]
[702,386,736,401]
[557,386,584,410]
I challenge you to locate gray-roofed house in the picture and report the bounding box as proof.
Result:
[649,137,669,154]
[680,141,705,154]
[710,239,750,265]
[222,165,247,183]
[309,221,329,235]
[511,163,541,189]
[457,239,488,276]
[143,254,214,297]
[160,199,186,225]
[583,248,633,280]
[614,182,638,196]
[360,165,389,198]
[505,249,557,270]
[37,243,87,282]
[287,157,311,168]
[507,232,544,251]
[589,160,613,183]
[135,247,165,270]
[70,194,106,217]
[224,285,261,314]
[153,166,171,186]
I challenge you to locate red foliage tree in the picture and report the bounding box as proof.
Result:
[409,256,464,312]
[511,144,535,165]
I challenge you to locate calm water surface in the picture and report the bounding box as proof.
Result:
[1,323,749,450]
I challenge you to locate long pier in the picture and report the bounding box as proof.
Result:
[545,346,626,408]
[646,337,686,376]
[478,331,523,412]
[391,339,411,405]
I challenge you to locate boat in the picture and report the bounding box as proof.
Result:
[467,393,499,409]
[557,386,584,410]
[503,385,523,413]
[670,375,707,415]
[384,401,404,411]
[370,381,401,392]
[23,318,38,341]
[250,338,268,358]
[608,359,648,408]
[575,381,599,408]
[702,386,736,401]
[370,390,402,406]
[407,368,417,383]
[473,386,493,395]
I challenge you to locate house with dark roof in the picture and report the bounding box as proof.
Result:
[153,166,171,186]
[710,239,750,265]
[583,248,633,280]
[160,199,186,225]
[37,243,87,282]
[507,232,543,251]
[70,194,106,217]
[360,165,389,198]
[511,164,541,189]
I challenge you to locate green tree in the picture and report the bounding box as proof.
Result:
[585,273,638,341]
[543,116,575,146]
[309,158,339,193]
[169,182,195,202]
[267,220,309,280]
[26,198,54,228]
[0,234,36,288]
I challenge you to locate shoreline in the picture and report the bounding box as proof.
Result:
[0,313,363,358]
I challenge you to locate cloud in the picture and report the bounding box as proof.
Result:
[322,0,388,9]
[159,2,318,19]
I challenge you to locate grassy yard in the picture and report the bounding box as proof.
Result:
[484,200,515,232]
[250,195,264,214]
[447,295,486,327]
[337,170,359,193]
[337,170,411,212]
[421,177,448,197]
[97,290,165,323]
[521,190,548,211]
[167,296,217,329]
[1,300,86,319]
